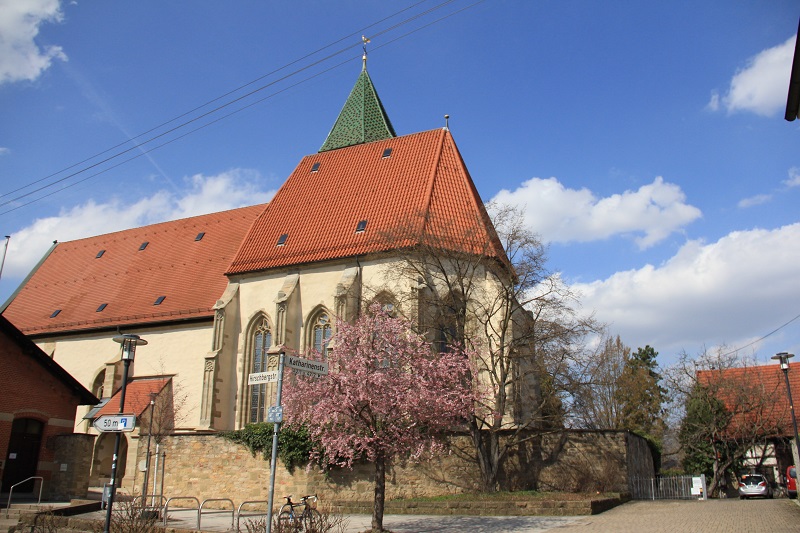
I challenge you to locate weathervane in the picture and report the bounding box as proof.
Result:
[362,35,371,70]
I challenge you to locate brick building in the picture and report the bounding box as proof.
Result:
[0,314,97,496]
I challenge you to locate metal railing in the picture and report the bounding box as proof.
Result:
[5,477,43,518]
[163,496,200,528]
[200,498,235,530]
[631,474,706,500]
[236,500,269,532]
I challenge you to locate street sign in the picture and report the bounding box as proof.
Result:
[267,406,283,423]
[285,355,329,376]
[93,414,136,433]
[248,370,280,385]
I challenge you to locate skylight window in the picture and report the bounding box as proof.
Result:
[277,233,288,246]
[195,232,205,241]
[96,303,107,312]
[50,309,61,318]
[382,147,392,158]
[154,296,166,306]
[96,250,105,258]
[355,220,368,233]
[139,241,149,251]
[311,162,321,172]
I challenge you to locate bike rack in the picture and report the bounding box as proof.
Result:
[199,498,234,530]
[131,494,167,518]
[5,477,43,518]
[163,496,200,528]
[236,499,269,532]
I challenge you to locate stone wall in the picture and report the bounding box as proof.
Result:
[534,431,654,493]
[48,433,95,500]
[127,430,652,504]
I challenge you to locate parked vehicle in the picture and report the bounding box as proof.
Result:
[738,474,773,499]
[788,466,797,499]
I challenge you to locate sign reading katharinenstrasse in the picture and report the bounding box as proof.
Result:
[285,356,328,376]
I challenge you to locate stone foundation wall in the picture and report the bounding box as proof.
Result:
[128,430,652,504]
[535,431,651,493]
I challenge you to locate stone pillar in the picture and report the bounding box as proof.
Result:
[48,433,96,501]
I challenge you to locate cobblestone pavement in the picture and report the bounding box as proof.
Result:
[340,499,800,532]
[552,499,800,533]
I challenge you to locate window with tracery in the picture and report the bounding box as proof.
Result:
[249,317,272,423]
[311,311,332,357]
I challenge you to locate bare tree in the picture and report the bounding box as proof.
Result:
[568,335,629,430]
[374,203,599,491]
[569,337,666,444]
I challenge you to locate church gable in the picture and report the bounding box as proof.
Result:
[227,130,508,275]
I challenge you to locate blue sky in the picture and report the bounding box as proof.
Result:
[1,1,799,366]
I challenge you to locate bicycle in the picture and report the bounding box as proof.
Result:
[277,494,321,532]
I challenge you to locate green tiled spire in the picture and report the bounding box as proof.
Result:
[319,64,396,152]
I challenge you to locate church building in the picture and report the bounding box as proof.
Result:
[1,58,528,492]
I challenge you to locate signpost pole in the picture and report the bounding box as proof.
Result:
[103,356,132,533]
[265,352,285,533]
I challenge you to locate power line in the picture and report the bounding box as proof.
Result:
[1,0,478,214]
[0,0,438,202]
[0,0,489,217]
[719,311,800,358]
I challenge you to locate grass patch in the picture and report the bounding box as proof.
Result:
[394,491,619,503]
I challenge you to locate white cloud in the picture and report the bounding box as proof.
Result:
[712,34,796,117]
[1,170,275,282]
[0,147,9,156]
[785,167,800,188]
[490,176,701,249]
[0,0,67,84]
[571,223,800,358]
[738,194,772,208]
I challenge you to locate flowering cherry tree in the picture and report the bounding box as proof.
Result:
[283,304,476,533]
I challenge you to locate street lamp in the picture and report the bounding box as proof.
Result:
[104,334,147,533]
[142,392,156,503]
[772,352,800,482]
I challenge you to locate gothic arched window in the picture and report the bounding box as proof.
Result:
[249,317,272,423]
[310,311,332,357]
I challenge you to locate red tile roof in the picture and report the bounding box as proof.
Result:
[94,377,170,418]
[697,363,800,438]
[228,129,508,274]
[2,205,265,335]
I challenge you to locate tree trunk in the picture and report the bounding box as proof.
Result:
[469,418,501,492]
[372,453,386,532]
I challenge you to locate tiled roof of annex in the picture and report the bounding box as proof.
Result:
[2,204,265,335]
[228,128,508,275]
[94,377,170,418]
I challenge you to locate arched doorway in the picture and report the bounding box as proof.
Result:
[1,418,44,492]
[90,433,128,487]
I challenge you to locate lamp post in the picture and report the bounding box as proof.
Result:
[142,392,156,503]
[772,352,800,478]
[104,334,147,533]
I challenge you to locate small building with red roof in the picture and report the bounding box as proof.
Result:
[0,314,98,497]
[696,362,800,486]
[1,60,525,494]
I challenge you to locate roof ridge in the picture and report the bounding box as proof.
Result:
[442,130,512,269]
[419,128,448,239]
